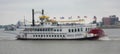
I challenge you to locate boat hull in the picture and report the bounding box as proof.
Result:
[16,36,100,40]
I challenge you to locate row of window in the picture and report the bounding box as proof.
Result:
[25,28,62,32]
[33,35,65,38]
[68,28,90,32]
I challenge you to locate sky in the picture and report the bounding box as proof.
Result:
[0,0,120,25]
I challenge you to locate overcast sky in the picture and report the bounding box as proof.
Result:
[0,0,120,25]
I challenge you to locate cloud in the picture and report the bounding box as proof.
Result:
[0,0,120,24]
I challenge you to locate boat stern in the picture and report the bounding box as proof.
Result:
[87,27,106,40]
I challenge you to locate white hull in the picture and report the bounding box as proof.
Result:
[17,36,99,40]
[16,24,102,40]
[16,31,100,40]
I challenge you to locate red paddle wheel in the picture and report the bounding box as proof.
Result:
[88,28,105,40]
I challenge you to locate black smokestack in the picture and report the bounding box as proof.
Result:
[42,9,44,15]
[32,9,35,26]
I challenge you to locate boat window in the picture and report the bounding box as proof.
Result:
[60,35,62,37]
[57,29,59,31]
[52,35,54,37]
[38,35,40,37]
[37,29,39,31]
[33,35,35,37]
[78,28,80,32]
[35,29,37,31]
[31,28,33,31]
[63,35,65,37]
[29,28,32,31]
[88,28,89,31]
[32,28,34,31]
[41,35,43,37]
[81,28,83,31]
[68,29,71,32]
[54,29,56,31]
[57,35,59,37]
[47,29,49,31]
[46,35,48,37]
[45,28,48,31]
[88,28,91,31]
[48,28,52,31]
[34,29,36,31]
[41,28,43,31]
[72,29,74,32]
[39,29,42,31]
[34,28,36,31]
[60,29,62,31]
[55,35,56,37]
[85,28,87,31]
[35,29,38,31]
[29,28,31,31]
[25,28,28,31]
[75,29,77,32]
[51,28,53,31]
[44,35,45,37]
[43,28,45,31]
[49,35,51,37]
[24,28,27,31]
[48,23,50,24]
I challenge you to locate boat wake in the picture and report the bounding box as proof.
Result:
[0,31,18,40]
[3,31,19,35]
[0,36,16,40]
[99,36,120,41]
[109,38,120,41]
[99,36,111,40]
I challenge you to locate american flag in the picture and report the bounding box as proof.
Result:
[53,17,56,19]
[60,16,64,19]
[68,16,72,19]
[77,16,80,18]
[84,16,87,18]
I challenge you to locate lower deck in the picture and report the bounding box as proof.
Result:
[17,35,99,40]
[17,32,95,40]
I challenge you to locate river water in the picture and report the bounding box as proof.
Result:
[0,29,120,54]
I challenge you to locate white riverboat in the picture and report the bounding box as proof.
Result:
[16,9,105,40]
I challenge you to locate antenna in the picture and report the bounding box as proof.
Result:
[24,16,26,26]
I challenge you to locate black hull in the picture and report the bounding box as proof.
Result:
[17,36,100,40]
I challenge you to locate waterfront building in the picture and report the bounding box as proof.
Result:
[102,15,119,25]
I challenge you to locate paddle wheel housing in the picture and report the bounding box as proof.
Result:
[89,28,105,39]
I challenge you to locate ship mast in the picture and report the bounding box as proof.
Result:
[24,16,26,26]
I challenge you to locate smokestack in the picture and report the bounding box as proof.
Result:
[42,9,44,15]
[32,9,35,26]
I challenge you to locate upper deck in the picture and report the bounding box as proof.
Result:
[24,23,97,28]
